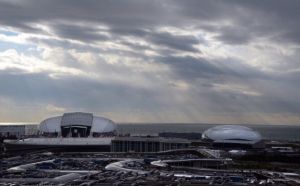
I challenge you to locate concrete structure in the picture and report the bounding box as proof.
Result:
[111,137,190,152]
[202,125,264,149]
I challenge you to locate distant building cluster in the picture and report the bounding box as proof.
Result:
[1,112,267,153]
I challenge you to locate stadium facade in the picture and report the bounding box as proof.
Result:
[39,112,116,137]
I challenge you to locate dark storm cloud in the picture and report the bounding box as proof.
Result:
[0,0,172,31]
[147,32,200,52]
[1,0,300,123]
[51,23,201,52]
[228,0,300,45]
[159,56,222,79]
[52,24,110,43]
[214,27,253,45]
[109,27,148,37]
[174,0,300,45]
[201,89,300,115]
[116,30,201,52]
[158,55,268,81]
[0,0,299,46]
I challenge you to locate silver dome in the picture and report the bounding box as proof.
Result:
[39,112,116,133]
[202,125,262,143]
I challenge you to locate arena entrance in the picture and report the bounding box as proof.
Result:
[61,126,91,137]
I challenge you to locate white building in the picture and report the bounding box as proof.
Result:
[4,112,117,152]
[0,124,38,138]
[202,125,264,149]
[39,112,116,137]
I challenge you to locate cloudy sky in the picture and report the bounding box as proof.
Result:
[0,0,300,124]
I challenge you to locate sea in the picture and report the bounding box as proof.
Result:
[117,123,300,141]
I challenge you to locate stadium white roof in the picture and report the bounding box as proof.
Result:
[39,112,116,133]
[202,125,262,143]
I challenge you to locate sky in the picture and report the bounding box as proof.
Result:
[0,0,300,124]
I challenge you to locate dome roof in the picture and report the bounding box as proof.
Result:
[39,116,62,133]
[202,125,262,143]
[39,112,116,133]
[91,116,116,133]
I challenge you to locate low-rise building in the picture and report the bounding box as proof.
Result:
[111,136,190,152]
[0,124,38,138]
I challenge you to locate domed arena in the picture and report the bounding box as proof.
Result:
[202,125,264,149]
[39,112,116,137]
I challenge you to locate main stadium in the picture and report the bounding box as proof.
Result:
[4,112,117,152]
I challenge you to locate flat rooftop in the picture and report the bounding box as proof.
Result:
[113,136,191,143]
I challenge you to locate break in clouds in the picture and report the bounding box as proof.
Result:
[0,0,300,124]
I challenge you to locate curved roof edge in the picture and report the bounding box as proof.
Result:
[202,125,262,143]
[39,113,116,133]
